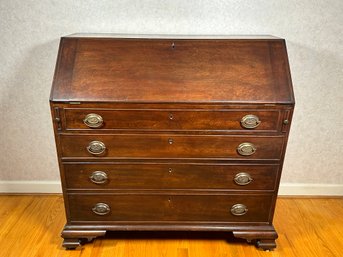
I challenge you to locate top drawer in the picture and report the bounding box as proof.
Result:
[64,109,282,132]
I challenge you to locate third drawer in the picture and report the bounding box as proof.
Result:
[64,163,279,190]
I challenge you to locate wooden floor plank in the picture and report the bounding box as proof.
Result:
[0,196,342,257]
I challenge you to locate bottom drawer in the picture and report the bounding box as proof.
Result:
[68,194,273,222]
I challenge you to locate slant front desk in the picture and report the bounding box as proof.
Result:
[50,34,294,250]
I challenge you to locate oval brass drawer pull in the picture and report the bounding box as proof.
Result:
[92,203,110,215]
[237,142,256,156]
[84,113,103,128]
[87,141,106,155]
[234,172,253,185]
[89,171,108,184]
[231,204,248,216]
[241,114,261,129]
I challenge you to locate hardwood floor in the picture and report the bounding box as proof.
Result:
[0,195,342,257]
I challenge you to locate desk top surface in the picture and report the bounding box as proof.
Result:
[50,35,294,104]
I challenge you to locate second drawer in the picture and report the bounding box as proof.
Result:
[60,134,284,160]
[64,163,279,190]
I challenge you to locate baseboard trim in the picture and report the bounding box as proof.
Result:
[0,181,62,193]
[0,181,342,196]
[277,183,343,196]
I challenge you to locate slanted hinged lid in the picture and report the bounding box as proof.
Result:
[50,34,294,104]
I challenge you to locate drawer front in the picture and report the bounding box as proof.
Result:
[65,109,281,132]
[68,194,273,222]
[60,134,284,159]
[64,163,279,190]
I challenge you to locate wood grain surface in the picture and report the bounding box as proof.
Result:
[64,108,282,132]
[63,163,279,190]
[67,193,273,222]
[50,38,294,104]
[59,134,284,160]
[0,195,341,257]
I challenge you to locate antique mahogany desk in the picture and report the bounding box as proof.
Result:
[50,34,294,250]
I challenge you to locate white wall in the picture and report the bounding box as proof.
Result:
[0,1,342,193]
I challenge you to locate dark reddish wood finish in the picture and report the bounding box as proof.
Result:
[50,37,294,104]
[60,134,284,159]
[68,194,273,222]
[64,163,279,190]
[64,109,282,132]
[50,35,294,250]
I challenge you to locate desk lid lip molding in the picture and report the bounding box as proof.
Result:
[50,34,295,105]
[64,33,283,40]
